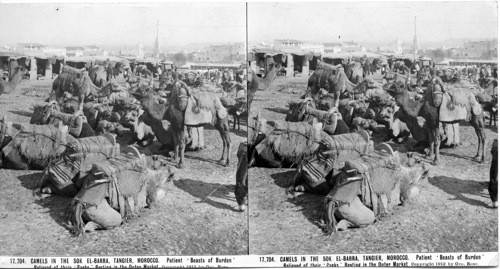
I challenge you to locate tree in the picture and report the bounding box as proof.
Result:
[173,53,187,62]
[433,49,446,61]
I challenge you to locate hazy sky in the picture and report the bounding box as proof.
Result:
[0,3,246,48]
[248,2,498,44]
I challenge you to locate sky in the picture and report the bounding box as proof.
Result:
[0,3,246,49]
[248,1,498,45]
[0,2,497,50]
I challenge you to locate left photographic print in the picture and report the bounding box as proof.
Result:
[0,3,248,256]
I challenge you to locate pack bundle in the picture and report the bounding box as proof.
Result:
[435,81,482,122]
[261,121,323,164]
[2,124,74,169]
[184,85,228,126]
[326,143,402,216]
[45,134,120,191]
[75,147,148,217]
[295,130,373,192]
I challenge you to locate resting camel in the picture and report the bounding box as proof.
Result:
[345,61,364,84]
[248,61,279,108]
[0,66,27,95]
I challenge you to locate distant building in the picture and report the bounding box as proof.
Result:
[65,45,107,57]
[274,39,324,54]
[273,39,303,50]
[324,43,343,54]
[197,42,245,62]
[16,43,46,51]
[137,42,144,59]
[340,41,366,53]
[18,43,66,57]
[458,39,498,59]
[82,45,108,57]
[66,46,85,57]
[395,39,403,54]
[300,43,324,54]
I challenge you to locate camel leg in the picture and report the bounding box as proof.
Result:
[426,129,434,159]
[188,127,199,150]
[333,88,340,108]
[432,127,441,166]
[323,200,338,235]
[452,122,460,146]
[198,126,205,150]
[216,117,230,167]
[471,114,486,163]
[178,130,186,169]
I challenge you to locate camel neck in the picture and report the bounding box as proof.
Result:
[259,67,276,89]
[1,71,24,94]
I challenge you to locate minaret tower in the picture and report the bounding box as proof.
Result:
[153,20,160,58]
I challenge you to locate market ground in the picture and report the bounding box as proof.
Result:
[249,76,498,255]
[0,78,248,256]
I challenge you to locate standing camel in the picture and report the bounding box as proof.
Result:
[133,83,231,168]
[389,78,485,165]
[0,66,27,95]
[248,60,279,108]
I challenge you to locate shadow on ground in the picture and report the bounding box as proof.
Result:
[264,107,289,115]
[269,170,325,230]
[174,178,238,212]
[9,110,33,118]
[17,172,73,231]
[428,175,490,207]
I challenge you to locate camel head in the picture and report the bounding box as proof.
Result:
[378,102,398,123]
[123,106,143,128]
[14,66,28,77]
[95,120,124,136]
[172,81,189,111]
[146,161,176,206]
[71,71,92,93]
[286,100,302,122]
[131,85,153,100]
[296,97,316,121]
[429,78,444,108]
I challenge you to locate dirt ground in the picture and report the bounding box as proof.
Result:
[0,78,248,256]
[249,76,498,255]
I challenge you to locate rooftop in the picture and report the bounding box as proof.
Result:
[324,43,343,47]
[274,39,302,44]
[17,43,46,47]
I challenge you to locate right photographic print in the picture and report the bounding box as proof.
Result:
[247,1,498,255]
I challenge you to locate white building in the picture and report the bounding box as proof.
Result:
[137,42,145,59]
[324,43,343,54]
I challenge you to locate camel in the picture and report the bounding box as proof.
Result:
[389,78,486,165]
[88,65,107,88]
[52,66,108,113]
[133,83,230,168]
[0,66,27,95]
[345,61,364,84]
[326,68,369,108]
[306,64,368,107]
[72,146,175,236]
[363,58,382,76]
[247,60,279,108]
